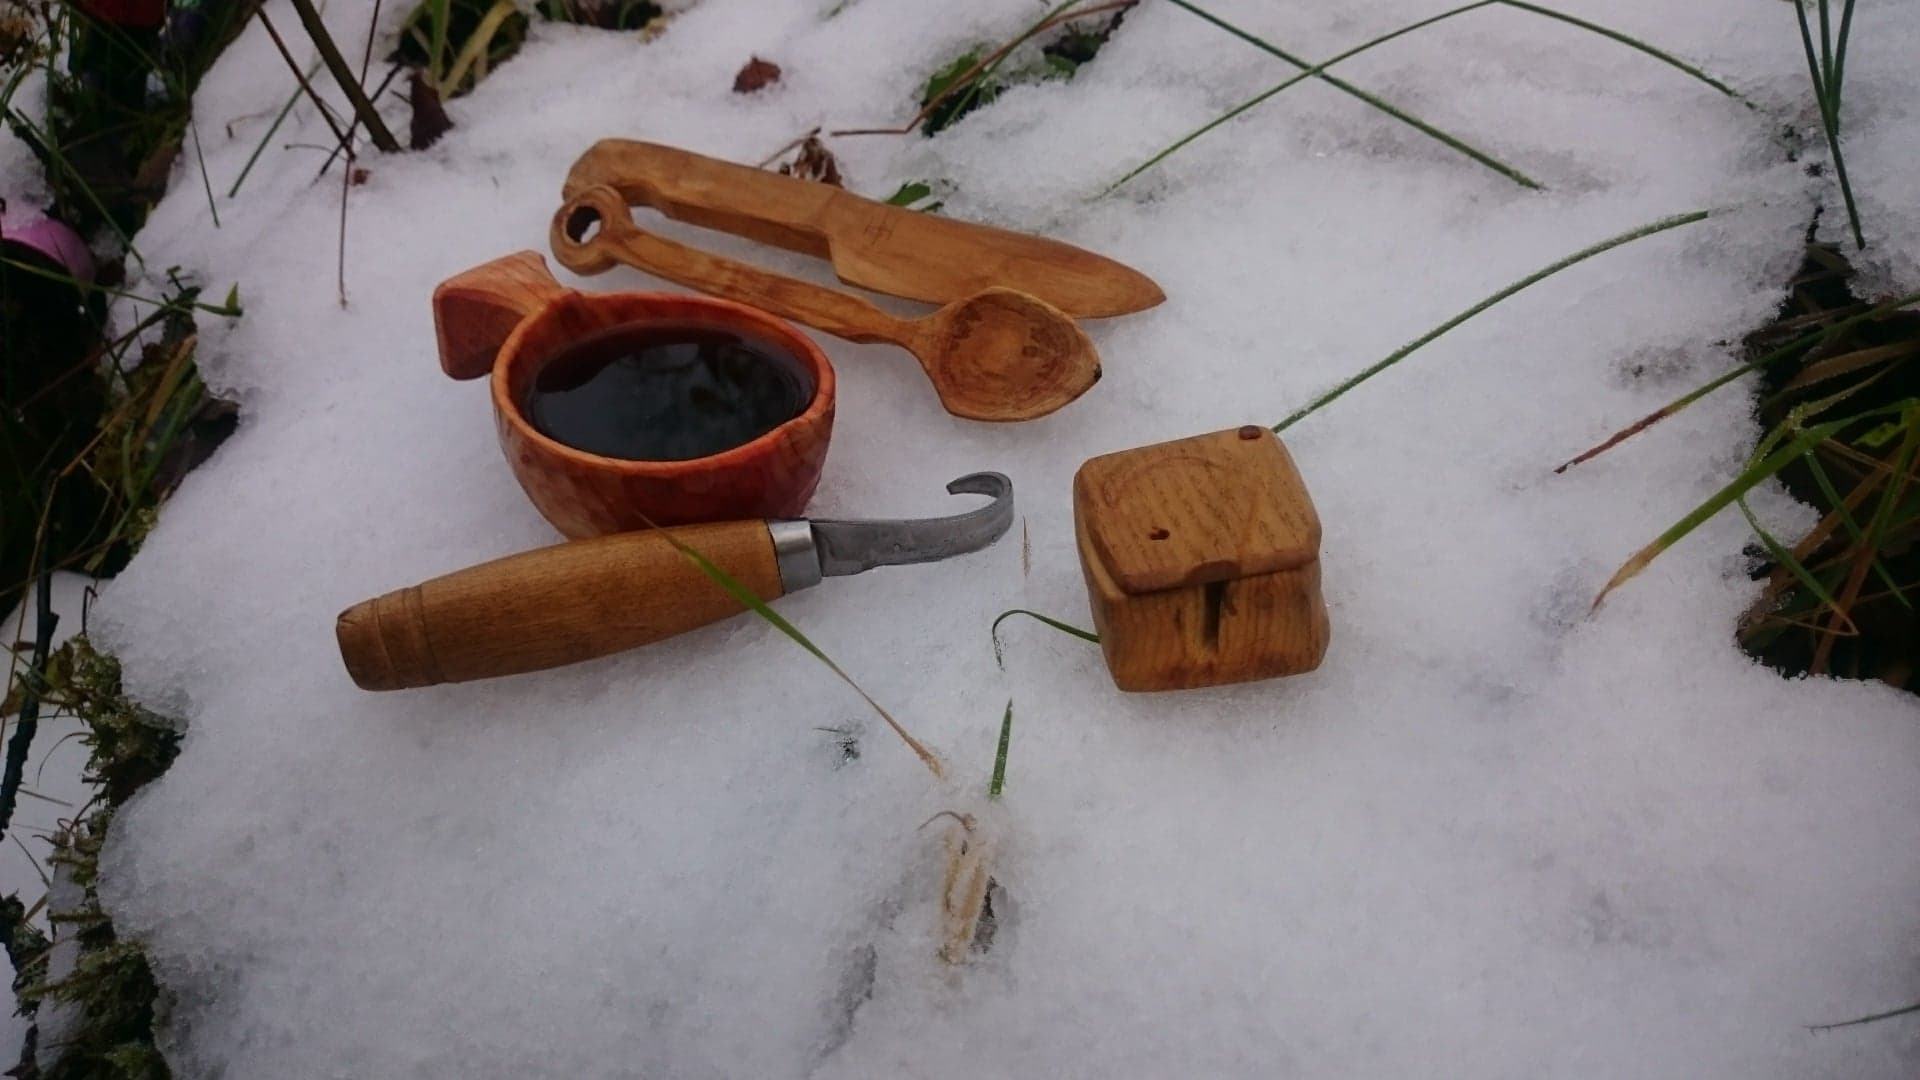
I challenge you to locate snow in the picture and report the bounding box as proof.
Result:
[50,0,1920,1075]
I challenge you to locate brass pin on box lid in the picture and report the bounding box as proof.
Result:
[1073,425,1330,692]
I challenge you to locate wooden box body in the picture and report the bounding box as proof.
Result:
[1073,426,1330,692]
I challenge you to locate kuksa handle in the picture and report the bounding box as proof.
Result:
[551,186,908,347]
[560,139,840,260]
[337,520,785,691]
[432,250,570,380]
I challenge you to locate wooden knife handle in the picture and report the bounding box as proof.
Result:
[552,186,908,347]
[561,139,840,259]
[337,521,785,691]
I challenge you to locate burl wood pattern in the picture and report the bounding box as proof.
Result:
[1074,426,1330,692]
[559,138,1165,319]
[432,251,836,536]
[551,187,1098,423]
[337,520,784,690]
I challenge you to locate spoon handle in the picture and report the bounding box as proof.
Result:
[551,186,912,347]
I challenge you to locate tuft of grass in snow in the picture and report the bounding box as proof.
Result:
[2,0,246,616]
[1579,241,1920,689]
[393,0,529,101]
[2,635,181,1079]
[389,0,666,104]
[3,0,250,242]
[2,263,241,611]
[833,0,1134,138]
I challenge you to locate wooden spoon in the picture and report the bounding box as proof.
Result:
[550,185,1100,423]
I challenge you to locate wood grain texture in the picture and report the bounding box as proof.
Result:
[1074,426,1330,692]
[433,251,837,535]
[1077,426,1320,594]
[559,138,1165,319]
[337,520,785,690]
[551,186,1101,423]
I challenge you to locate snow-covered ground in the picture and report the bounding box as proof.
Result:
[33,0,1920,1075]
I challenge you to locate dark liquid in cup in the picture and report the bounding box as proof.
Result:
[524,322,813,461]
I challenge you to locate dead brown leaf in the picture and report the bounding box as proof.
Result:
[733,56,781,94]
[777,134,842,187]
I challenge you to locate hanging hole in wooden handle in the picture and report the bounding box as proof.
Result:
[549,186,631,276]
[565,203,602,244]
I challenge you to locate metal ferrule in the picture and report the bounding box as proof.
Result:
[766,520,823,593]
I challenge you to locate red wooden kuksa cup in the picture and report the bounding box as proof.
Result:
[433,251,836,537]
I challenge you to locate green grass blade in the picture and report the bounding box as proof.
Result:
[1497,1,1745,101]
[1130,0,1538,193]
[1823,127,1865,251]
[639,521,944,778]
[1276,210,1709,433]
[1559,290,1920,471]
[1808,437,1915,611]
[1831,0,1856,123]
[429,0,451,85]
[1556,362,1757,472]
[1594,401,1918,608]
[1794,0,1829,122]
[989,699,1012,799]
[1314,76,1540,190]
[1793,0,1864,248]
[1854,406,1920,608]
[229,78,311,198]
[1597,420,1848,609]
[0,257,242,317]
[443,0,522,94]
[1810,1000,1920,1033]
[188,117,220,228]
[1737,493,1846,624]
[1817,0,1834,90]
[990,608,1100,669]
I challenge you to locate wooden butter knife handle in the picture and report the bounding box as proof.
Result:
[561,139,840,259]
[336,521,785,691]
[552,186,910,347]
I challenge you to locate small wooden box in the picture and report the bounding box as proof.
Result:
[1073,426,1330,692]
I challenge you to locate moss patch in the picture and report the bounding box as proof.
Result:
[4,637,182,1078]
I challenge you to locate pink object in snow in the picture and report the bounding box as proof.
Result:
[0,210,95,284]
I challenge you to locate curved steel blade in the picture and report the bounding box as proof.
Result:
[810,473,1014,578]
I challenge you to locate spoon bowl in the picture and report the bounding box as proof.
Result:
[552,186,1101,422]
[906,287,1100,421]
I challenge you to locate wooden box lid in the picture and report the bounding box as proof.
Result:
[1073,426,1320,595]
